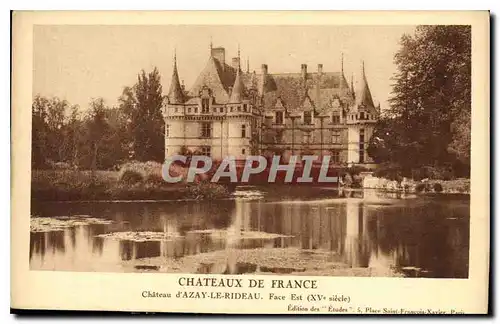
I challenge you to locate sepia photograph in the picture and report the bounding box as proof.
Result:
[28,22,472,279]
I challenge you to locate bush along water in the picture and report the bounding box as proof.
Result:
[31,161,232,202]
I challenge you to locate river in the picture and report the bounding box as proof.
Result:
[30,186,469,278]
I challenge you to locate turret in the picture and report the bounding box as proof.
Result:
[167,51,184,104]
[355,60,375,108]
[229,66,244,103]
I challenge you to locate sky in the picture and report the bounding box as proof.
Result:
[33,25,416,111]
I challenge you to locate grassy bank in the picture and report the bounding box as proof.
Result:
[31,168,231,202]
[362,175,470,194]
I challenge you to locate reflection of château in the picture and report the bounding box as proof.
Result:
[163,45,380,166]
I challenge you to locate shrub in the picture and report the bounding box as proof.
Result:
[119,170,143,184]
[119,161,163,179]
[145,173,166,186]
[433,182,443,193]
[186,182,230,200]
[415,183,427,193]
[346,165,370,176]
[373,163,402,181]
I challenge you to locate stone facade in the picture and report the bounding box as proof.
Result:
[163,46,380,166]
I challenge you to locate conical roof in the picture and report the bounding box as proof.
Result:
[229,68,245,103]
[167,54,184,104]
[355,62,375,108]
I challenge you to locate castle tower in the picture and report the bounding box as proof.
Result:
[347,60,377,166]
[355,60,375,108]
[167,51,184,104]
[229,64,244,103]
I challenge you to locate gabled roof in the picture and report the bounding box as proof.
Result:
[188,56,234,104]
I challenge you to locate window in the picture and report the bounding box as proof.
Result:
[237,106,241,112]
[332,115,340,124]
[202,98,210,113]
[360,112,365,120]
[359,150,365,163]
[332,130,341,144]
[243,104,248,112]
[360,128,365,143]
[194,107,198,113]
[200,122,212,138]
[201,146,211,157]
[220,107,224,113]
[275,111,284,125]
[241,124,247,138]
[303,111,312,125]
[213,108,217,113]
[188,107,192,113]
[230,107,234,112]
[242,148,246,155]
[165,124,170,137]
[332,150,340,163]
[303,132,312,144]
[174,107,178,113]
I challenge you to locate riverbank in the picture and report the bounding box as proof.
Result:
[362,175,470,194]
[31,170,231,201]
[31,169,470,202]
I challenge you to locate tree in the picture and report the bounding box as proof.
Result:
[31,95,80,168]
[125,67,165,162]
[368,25,471,178]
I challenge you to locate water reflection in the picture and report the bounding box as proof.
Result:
[30,188,469,278]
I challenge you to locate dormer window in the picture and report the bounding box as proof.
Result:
[303,111,312,125]
[201,98,210,113]
[360,112,365,120]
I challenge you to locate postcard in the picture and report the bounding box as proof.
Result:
[11,10,490,314]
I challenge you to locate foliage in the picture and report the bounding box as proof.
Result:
[185,182,230,200]
[32,67,165,170]
[119,170,144,185]
[433,182,443,193]
[31,170,231,201]
[367,25,471,179]
[122,68,165,162]
[415,183,428,193]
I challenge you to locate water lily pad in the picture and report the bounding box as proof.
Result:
[30,216,113,232]
[96,231,183,242]
[187,229,292,240]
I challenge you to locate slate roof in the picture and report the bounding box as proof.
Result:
[229,68,245,103]
[187,56,237,104]
[167,56,185,104]
[175,51,373,114]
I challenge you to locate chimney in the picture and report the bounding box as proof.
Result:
[317,64,323,74]
[301,64,307,80]
[261,64,268,76]
[211,47,226,68]
[232,57,240,71]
